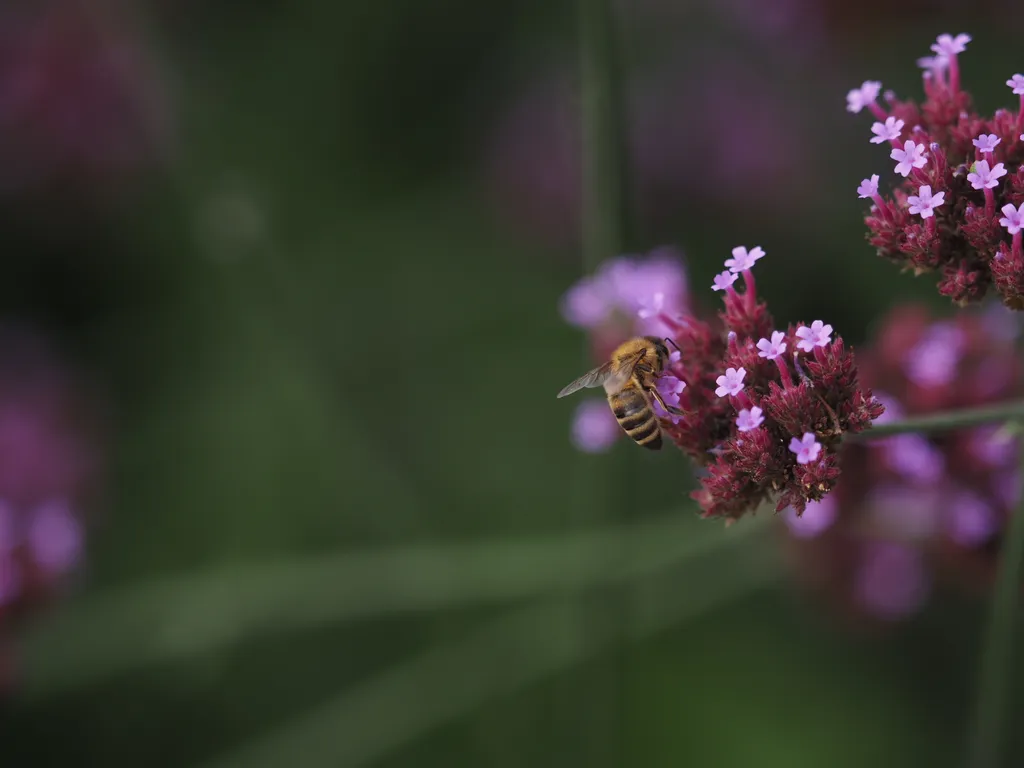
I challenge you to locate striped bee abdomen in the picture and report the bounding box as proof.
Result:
[608,387,662,450]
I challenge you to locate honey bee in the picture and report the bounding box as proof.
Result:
[557,336,684,450]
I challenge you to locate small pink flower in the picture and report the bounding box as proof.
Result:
[999,203,1024,235]
[907,185,945,219]
[636,292,665,320]
[967,160,1007,190]
[789,433,822,465]
[846,81,882,113]
[735,406,764,433]
[931,33,970,57]
[724,245,765,273]
[1007,74,1024,96]
[973,134,1001,154]
[857,174,880,199]
[756,331,787,360]
[795,320,833,352]
[711,270,738,292]
[917,55,948,73]
[870,117,904,144]
[715,367,746,398]
[890,140,927,177]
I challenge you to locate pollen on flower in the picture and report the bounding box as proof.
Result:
[907,185,945,219]
[795,320,833,352]
[715,367,746,397]
[846,80,882,114]
[870,117,904,144]
[966,160,1006,190]
[789,433,822,465]
[724,245,765,273]
[735,406,764,432]
[857,174,880,199]
[712,270,738,292]
[890,140,927,177]
[756,330,787,359]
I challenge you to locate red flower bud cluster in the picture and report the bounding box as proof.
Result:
[850,34,1024,309]
[560,247,885,523]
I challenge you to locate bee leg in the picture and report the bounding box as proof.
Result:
[650,387,686,417]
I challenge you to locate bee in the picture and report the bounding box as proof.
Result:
[557,336,684,450]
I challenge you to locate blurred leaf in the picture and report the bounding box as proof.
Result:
[17,512,770,701]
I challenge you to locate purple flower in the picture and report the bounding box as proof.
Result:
[907,185,945,219]
[881,434,944,483]
[28,499,83,575]
[999,203,1024,235]
[1007,74,1024,95]
[711,270,738,292]
[795,320,833,352]
[967,160,1007,190]
[917,55,948,74]
[782,496,837,539]
[857,174,880,199]
[969,426,1017,467]
[756,331,787,360]
[890,140,927,177]
[735,406,764,432]
[789,432,822,465]
[871,391,904,425]
[715,367,746,397]
[904,322,964,387]
[724,245,765,273]
[846,80,882,113]
[945,492,998,546]
[571,400,620,453]
[931,33,970,58]
[653,374,686,423]
[870,117,904,144]
[973,134,1001,154]
[636,291,665,320]
[560,276,610,328]
[854,542,929,620]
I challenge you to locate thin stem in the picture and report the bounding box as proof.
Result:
[965,427,1024,768]
[578,0,627,265]
[850,400,1024,440]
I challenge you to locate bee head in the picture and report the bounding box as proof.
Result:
[645,336,670,369]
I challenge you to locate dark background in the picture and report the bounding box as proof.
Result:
[1,1,1023,765]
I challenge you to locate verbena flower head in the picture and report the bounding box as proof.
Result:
[560,247,885,522]
[782,303,1023,622]
[870,117,904,144]
[851,32,1024,309]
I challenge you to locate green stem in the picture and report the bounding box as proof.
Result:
[965,425,1024,768]
[850,400,1024,440]
[578,0,627,266]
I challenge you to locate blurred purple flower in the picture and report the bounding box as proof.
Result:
[571,400,620,453]
[880,434,944,483]
[945,492,999,547]
[904,322,964,387]
[854,542,930,620]
[783,496,837,539]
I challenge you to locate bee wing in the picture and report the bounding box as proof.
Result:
[556,350,645,398]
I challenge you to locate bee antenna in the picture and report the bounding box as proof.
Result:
[664,337,682,352]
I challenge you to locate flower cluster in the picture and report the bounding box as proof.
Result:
[561,247,884,521]
[850,33,1024,309]
[781,304,1023,621]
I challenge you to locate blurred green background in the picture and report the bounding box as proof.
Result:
[2,1,1024,766]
